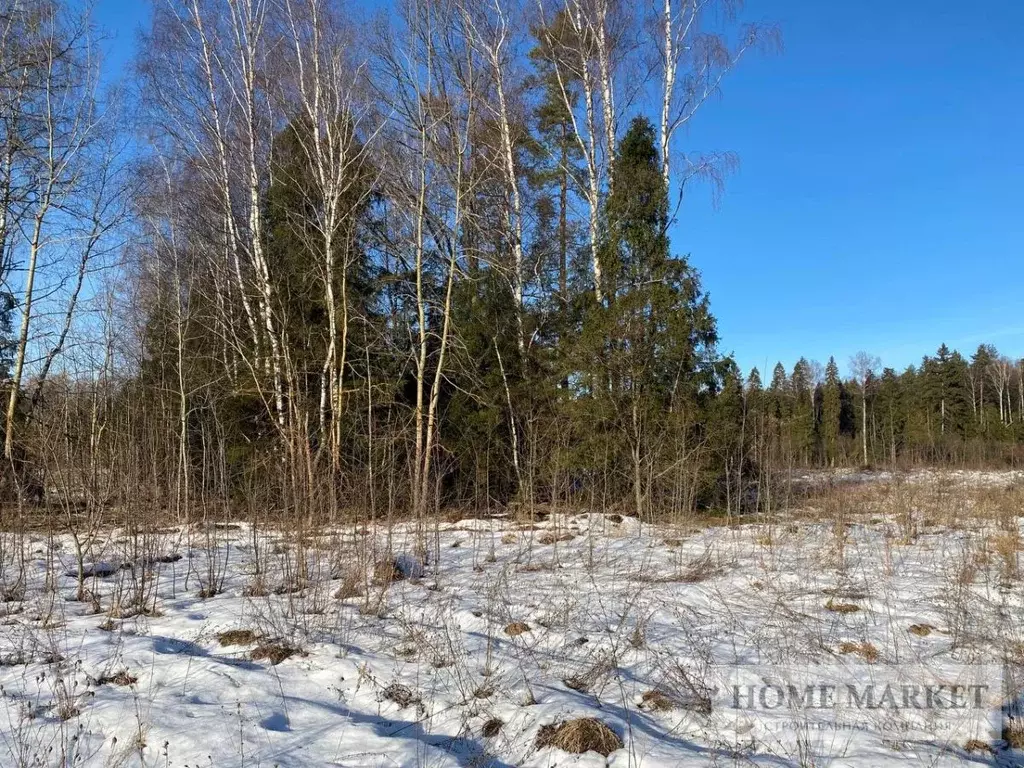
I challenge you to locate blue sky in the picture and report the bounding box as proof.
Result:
[91,0,1024,378]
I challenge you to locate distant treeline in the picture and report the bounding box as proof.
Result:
[741,345,1024,473]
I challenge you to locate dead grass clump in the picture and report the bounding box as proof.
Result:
[908,624,935,637]
[250,643,299,665]
[1002,717,1024,749]
[563,654,615,694]
[334,571,363,600]
[518,561,553,573]
[381,682,421,709]
[822,586,869,600]
[639,690,676,711]
[838,641,879,663]
[963,739,994,755]
[535,718,622,757]
[991,530,1021,580]
[537,531,574,545]
[217,629,260,646]
[679,551,725,583]
[501,533,517,544]
[373,559,405,585]
[97,670,137,686]
[504,621,531,636]
[825,598,860,614]
[663,538,683,548]
[482,718,503,738]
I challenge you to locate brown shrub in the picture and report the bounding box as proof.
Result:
[535,718,622,756]
[908,624,934,637]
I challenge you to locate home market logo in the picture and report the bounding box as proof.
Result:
[709,664,1003,749]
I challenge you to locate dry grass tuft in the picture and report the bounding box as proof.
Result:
[825,598,860,614]
[482,718,503,738]
[822,586,869,600]
[334,571,363,600]
[373,559,405,585]
[535,718,623,756]
[638,690,676,711]
[563,654,615,694]
[1002,717,1024,749]
[381,682,421,709]
[250,642,299,665]
[678,551,725,583]
[97,670,138,686]
[908,624,934,637]
[537,531,575,545]
[504,621,531,636]
[217,629,260,646]
[838,641,879,663]
[963,739,994,755]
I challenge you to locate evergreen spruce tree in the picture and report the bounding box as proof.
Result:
[822,357,841,466]
[579,116,717,514]
[790,358,815,465]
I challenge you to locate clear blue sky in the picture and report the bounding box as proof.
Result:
[91,0,1024,378]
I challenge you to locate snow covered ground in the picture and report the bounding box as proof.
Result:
[1,477,1023,767]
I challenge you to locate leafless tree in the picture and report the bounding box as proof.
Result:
[850,351,879,466]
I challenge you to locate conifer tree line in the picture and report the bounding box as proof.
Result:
[743,346,1024,477]
[1,0,1020,523]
